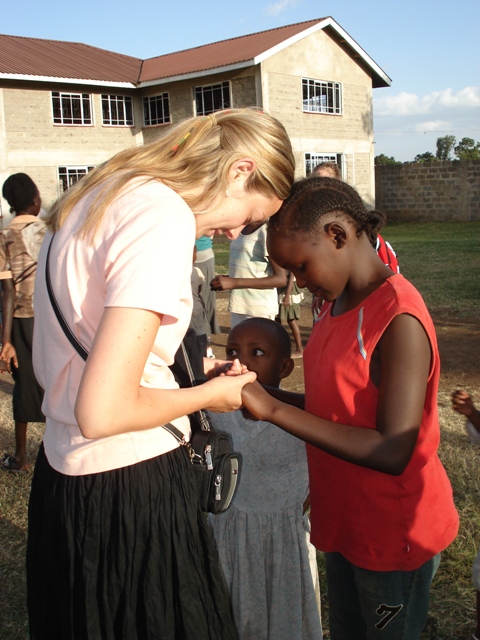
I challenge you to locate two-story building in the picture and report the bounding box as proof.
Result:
[0,17,390,220]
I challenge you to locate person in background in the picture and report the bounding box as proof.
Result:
[28,108,295,640]
[452,389,480,640]
[0,173,46,473]
[277,271,304,357]
[242,177,459,639]
[210,224,287,329]
[189,246,210,356]
[194,234,220,335]
[209,317,322,640]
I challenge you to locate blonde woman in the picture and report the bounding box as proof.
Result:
[28,109,295,640]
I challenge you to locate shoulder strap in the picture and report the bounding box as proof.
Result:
[45,234,89,361]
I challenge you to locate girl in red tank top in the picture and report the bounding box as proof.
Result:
[241,177,458,639]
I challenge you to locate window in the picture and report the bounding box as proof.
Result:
[101,95,134,126]
[302,78,342,114]
[52,92,92,125]
[194,81,230,116]
[143,93,170,126]
[305,153,343,176]
[58,166,94,193]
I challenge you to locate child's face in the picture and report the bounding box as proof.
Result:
[268,227,347,303]
[225,324,290,388]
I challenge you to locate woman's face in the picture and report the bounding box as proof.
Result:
[195,190,282,240]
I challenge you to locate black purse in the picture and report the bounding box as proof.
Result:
[170,334,241,513]
[45,236,241,514]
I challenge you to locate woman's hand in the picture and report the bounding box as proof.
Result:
[203,370,257,413]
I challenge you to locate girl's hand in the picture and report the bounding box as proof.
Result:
[241,380,277,422]
[204,370,257,413]
[205,358,248,378]
[210,275,235,291]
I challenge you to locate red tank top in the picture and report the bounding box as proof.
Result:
[304,275,458,571]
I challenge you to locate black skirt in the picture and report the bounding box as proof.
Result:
[27,444,238,640]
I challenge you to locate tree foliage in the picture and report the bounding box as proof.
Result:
[436,135,456,160]
[374,154,401,165]
[454,137,480,160]
[413,151,437,163]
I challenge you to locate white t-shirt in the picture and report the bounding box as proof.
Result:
[228,226,278,317]
[33,179,195,476]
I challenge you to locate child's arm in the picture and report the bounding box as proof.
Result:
[452,390,480,432]
[242,313,430,476]
[210,257,287,291]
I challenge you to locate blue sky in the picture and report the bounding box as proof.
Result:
[2,0,479,161]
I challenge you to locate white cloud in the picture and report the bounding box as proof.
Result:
[373,86,480,161]
[374,86,480,117]
[264,0,301,17]
[413,120,449,133]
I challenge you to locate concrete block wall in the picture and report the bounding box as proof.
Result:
[375,161,480,221]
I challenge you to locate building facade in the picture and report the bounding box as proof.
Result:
[0,18,390,220]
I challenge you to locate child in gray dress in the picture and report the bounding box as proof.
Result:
[208,318,322,640]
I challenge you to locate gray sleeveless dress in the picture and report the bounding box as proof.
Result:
[208,410,323,640]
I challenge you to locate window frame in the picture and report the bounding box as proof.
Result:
[143,92,171,127]
[58,165,95,194]
[52,91,93,126]
[101,94,134,126]
[304,153,343,177]
[302,78,342,115]
[194,81,231,116]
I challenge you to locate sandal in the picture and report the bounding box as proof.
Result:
[0,452,31,474]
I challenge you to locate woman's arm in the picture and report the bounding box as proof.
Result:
[242,313,430,475]
[75,307,256,439]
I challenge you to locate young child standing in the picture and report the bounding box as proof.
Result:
[0,173,46,472]
[208,317,322,640]
[277,271,304,357]
[210,225,287,328]
[452,389,480,640]
[241,177,459,639]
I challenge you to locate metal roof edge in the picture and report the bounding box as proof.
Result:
[0,73,136,88]
[138,61,253,88]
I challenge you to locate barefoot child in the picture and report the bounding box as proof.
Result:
[277,271,304,357]
[241,177,459,639]
[209,317,322,640]
[452,389,480,640]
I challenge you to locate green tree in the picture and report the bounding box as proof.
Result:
[454,137,480,160]
[413,151,437,163]
[436,135,456,160]
[375,154,401,165]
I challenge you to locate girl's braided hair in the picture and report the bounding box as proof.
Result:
[269,177,387,244]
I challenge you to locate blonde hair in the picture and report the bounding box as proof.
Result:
[48,108,295,238]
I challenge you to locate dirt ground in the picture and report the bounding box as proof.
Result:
[210,291,480,394]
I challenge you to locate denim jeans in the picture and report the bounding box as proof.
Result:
[325,551,441,639]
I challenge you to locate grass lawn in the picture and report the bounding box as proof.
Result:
[0,221,479,639]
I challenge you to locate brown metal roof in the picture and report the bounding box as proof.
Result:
[140,19,325,83]
[0,18,390,88]
[0,34,142,83]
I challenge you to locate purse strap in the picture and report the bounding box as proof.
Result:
[44,234,194,453]
[46,234,89,362]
